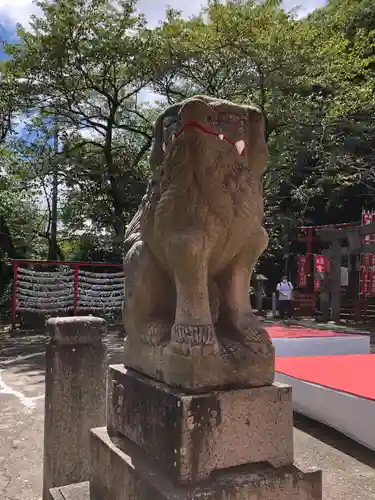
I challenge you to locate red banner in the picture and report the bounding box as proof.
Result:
[314,254,330,292]
[298,255,308,288]
[360,254,369,295]
[370,212,375,295]
[369,257,375,295]
[360,210,375,296]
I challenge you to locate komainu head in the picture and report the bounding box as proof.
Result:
[145,96,268,253]
[150,95,268,175]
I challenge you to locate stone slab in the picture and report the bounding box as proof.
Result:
[123,337,274,392]
[90,427,322,500]
[107,365,293,484]
[49,482,90,500]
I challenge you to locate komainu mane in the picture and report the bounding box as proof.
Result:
[123,95,273,389]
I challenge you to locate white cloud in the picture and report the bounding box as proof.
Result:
[137,0,205,26]
[0,0,205,28]
[283,0,327,15]
[0,0,327,30]
[0,0,40,27]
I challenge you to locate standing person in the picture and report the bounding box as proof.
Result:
[276,276,293,321]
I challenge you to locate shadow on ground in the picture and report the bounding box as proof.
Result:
[294,413,375,469]
[0,330,125,374]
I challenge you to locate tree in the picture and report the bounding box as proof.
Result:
[0,70,14,143]
[4,0,169,247]
[0,62,23,143]
[7,117,67,260]
[2,0,375,290]
[59,114,154,250]
[300,0,375,214]
[0,145,48,300]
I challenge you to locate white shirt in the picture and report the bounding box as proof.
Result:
[277,281,293,300]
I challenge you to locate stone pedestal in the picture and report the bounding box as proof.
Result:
[107,366,293,483]
[47,341,323,500]
[89,427,322,500]
[86,365,323,500]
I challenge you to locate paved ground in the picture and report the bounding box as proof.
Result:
[1,327,375,500]
[0,353,45,500]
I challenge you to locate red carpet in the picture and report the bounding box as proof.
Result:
[268,325,347,339]
[276,354,375,400]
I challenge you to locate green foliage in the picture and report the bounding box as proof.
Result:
[3,0,168,250]
[0,145,47,260]
[0,0,375,288]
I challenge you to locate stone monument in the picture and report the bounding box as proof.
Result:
[122,94,273,391]
[50,96,323,500]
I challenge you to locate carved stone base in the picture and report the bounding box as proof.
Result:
[89,427,323,500]
[123,337,274,392]
[107,366,293,484]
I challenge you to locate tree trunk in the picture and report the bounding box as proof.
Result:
[0,214,24,298]
[48,126,59,261]
[0,214,23,259]
[104,112,126,249]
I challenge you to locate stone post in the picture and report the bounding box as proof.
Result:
[331,239,342,323]
[43,316,107,500]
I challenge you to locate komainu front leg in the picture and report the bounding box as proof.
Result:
[123,242,174,346]
[166,234,220,356]
[217,235,272,355]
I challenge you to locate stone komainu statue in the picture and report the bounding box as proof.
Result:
[123,96,273,385]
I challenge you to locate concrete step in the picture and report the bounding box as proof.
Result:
[50,481,90,500]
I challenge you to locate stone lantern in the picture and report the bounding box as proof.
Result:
[253,273,268,312]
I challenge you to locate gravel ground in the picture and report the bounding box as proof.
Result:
[0,323,374,500]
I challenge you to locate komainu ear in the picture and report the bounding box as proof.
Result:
[149,103,182,172]
[149,112,165,172]
[247,108,268,173]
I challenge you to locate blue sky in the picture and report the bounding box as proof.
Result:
[0,23,17,59]
[0,0,328,55]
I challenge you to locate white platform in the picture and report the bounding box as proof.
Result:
[276,370,375,451]
[272,334,370,357]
